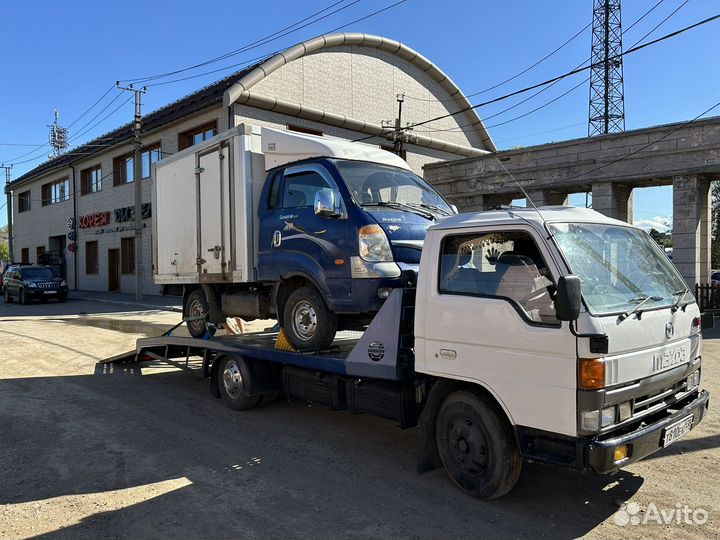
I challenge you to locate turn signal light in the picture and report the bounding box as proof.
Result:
[579,358,606,390]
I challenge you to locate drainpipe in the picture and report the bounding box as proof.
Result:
[70,163,78,291]
[3,182,12,262]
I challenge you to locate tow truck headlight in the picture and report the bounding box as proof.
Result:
[581,410,600,431]
[687,370,701,390]
[359,225,393,262]
[618,401,632,422]
[601,406,616,427]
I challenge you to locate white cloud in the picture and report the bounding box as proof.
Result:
[634,215,672,232]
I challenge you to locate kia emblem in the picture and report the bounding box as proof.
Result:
[665,322,674,339]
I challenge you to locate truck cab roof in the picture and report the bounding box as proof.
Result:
[430,206,632,233]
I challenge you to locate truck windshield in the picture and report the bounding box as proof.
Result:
[549,222,688,316]
[335,160,453,217]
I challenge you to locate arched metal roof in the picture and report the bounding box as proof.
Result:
[224,32,494,152]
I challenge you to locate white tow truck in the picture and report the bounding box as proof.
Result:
[104,206,710,498]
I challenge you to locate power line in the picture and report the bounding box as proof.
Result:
[406,21,592,104]
[145,0,409,89]
[121,0,361,85]
[627,0,689,49]
[408,13,720,130]
[66,84,117,129]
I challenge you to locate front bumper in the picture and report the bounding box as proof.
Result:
[25,287,68,299]
[585,389,710,473]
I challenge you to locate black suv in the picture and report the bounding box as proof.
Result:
[2,265,68,304]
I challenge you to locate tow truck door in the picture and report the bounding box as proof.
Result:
[418,225,578,436]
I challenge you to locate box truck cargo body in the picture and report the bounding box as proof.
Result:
[153,124,456,349]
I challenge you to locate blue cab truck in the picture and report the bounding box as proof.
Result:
[153,124,455,350]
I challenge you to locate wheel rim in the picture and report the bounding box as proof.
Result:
[447,415,488,475]
[187,296,206,333]
[222,358,243,398]
[292,301,317,341]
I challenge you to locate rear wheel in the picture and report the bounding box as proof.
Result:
[186,289,210,338]
[3,288,12,303]
[283,286,337,351]
[436,390,521,499]
[217,355,262,411]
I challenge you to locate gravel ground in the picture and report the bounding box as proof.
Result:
[0,298,718,540]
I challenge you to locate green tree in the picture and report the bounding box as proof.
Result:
[649,228,664,246]
[713,181,720,268]
[0,224,8,261]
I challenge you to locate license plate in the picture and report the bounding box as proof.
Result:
[43,290,56,295]
[662,415,694,447]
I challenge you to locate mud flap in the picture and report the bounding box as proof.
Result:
[416,379,465,473]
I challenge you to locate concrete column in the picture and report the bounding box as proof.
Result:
[673,174,711,289]
[525,189,568,208]
[591,182,634,223]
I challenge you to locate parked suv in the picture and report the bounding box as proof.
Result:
[2,265,68,304]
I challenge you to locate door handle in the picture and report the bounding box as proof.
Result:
[438,349,457,360]
[272,230,282,248]
[207,245,222,259]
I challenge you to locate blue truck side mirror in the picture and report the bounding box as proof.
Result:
[314,190,342,218]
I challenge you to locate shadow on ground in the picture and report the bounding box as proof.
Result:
[0,358,646,540]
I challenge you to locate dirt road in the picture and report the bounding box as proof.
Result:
[1,298,718,539]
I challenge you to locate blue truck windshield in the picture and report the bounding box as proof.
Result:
[549,222,688,316]
[335,160,453,216]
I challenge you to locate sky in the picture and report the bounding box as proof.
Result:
[1,0,719,231]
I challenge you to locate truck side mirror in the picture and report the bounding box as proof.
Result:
[555,275,582,321]
[314,190,341,218]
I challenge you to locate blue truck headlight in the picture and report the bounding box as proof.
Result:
[26,282,37,288]
[359,225,393,262]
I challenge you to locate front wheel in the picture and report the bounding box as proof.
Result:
[185,289,210,338]
[19,289,29,305]
[3,288,12,303]
[436,390,521,499]
[283,286,337,351]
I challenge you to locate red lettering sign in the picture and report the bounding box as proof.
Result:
[78,211,111,228]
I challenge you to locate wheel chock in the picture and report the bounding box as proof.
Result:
[275,328,296,352]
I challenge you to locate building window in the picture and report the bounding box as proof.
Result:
[36,246,45,265]
[178,121,217,151]
[287,124,323,136]
[81,164,102,195]
[121,237,135,274]
[21,248,29,263]
[85,241,99,275]
[41,177,70,206]
[113,143,161,186]
[18,190,31,212]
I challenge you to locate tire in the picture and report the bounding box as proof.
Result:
[216,355,262,411]
[283,286,337,351]
[259,391,279,406]
[19,289,29,305]
[3,288,12,303]
[185,289,210,338]
[436,390,521,499]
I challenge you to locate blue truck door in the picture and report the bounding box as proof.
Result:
[258,163,349,304]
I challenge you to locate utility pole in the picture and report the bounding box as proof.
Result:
[382,94,411,158]
[588,0,625,136]
[1,165,12,262]
[117,83,146,300]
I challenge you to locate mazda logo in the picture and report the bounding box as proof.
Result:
[665,322,674,339]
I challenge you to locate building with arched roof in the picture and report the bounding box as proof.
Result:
[6,33,491,294]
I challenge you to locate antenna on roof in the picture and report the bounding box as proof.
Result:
[48,109,69,157]
[492,155,554,238]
